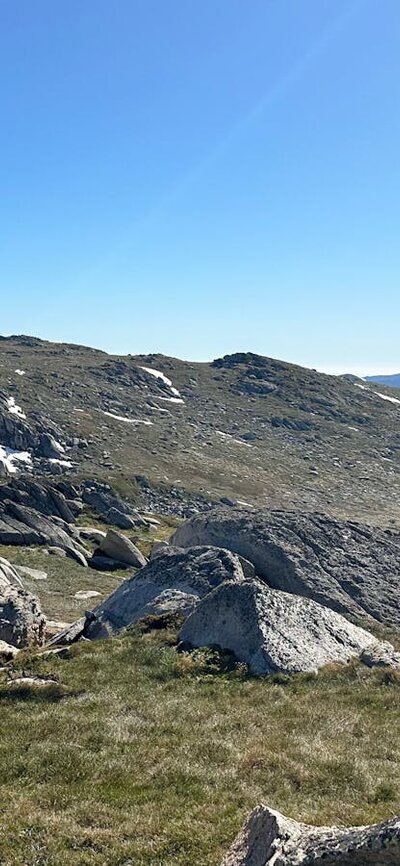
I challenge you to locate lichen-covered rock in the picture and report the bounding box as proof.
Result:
[360,641,400,670]
[0,584,46,647]
[221,804,400,865]
[179,578,383,675]
[173,509,400,626]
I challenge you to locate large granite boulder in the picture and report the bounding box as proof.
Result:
[55,546,246,643]
[172,509,400,626]
[0,584,46,648]
[179,578,384,675]
[221,804,400,865]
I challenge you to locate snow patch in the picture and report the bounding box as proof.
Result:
[374,391,400,406]
[215,431,252,448]
[101,410,153,425]
[141,366,181,397]
[74,590,101,600]
[0,445,32,474]
[6,397,26,419]
[154,395,185,405]
[15,370,25,376]
[48,459,73,468]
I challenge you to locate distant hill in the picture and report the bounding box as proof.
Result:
[365,374,400,389]
[2,335,400,526]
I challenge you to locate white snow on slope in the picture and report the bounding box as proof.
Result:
[6,397,26,419]
[154,395,185,405]
[48,458,73,468]
[216,431,252,448]
[101,411,153,425]
[374,391,400,406]
[15,370,25,376]
[354,383,367,390]
[0,445,32,474]
[140,366,181,397]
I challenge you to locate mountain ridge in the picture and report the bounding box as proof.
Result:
[1,335,400,526]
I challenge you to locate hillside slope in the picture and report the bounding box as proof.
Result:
[1,336,400,525]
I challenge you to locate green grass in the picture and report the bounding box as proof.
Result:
[0,630,399,866]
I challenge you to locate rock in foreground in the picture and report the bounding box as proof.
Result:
[85,545,245,639]
[0,583,46,647]
[173,509,400,626]
[221,804,400,865]
[56,546,246,643]
[179,578,383,674]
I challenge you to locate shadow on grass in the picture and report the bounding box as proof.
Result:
[0,682,77,703]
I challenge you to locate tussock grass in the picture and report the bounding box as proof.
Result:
[0,630,399,865]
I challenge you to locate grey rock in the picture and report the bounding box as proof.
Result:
[85,545,246,639]
[79,527,107,544]
[38,432,65,459]
[99,529,147,568]
[0,639,19,662]
[141,589,198,619]
[104,508,137,529]
[179,578,382,675]
[150,540,170,559]
[173,509,400,626]
[88,555,131,572]
[0,500,87,564]
[360,641,400,670]
[0,556,24,589]
[66,547,88,567]
[48,617,86,646]
[0,584,46,647]
[221,803,400,866]
[48,546,67,557]
[81,481,139,522]
[15,565,47,581]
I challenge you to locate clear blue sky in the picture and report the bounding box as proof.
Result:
[1,0,399,373]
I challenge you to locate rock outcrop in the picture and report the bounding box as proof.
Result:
[221,804,400,865]
[0,583,46,647]
[173,509,400,626]
[55,546,246,643]
[179,578,381,675]
[85,545,245,639]
[0,500,88,564]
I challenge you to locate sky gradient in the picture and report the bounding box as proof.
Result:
[1,0,399,374]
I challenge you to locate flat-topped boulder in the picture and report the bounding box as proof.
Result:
[221,804,400,865]
[179,578,384,675]
[172,508,400,626]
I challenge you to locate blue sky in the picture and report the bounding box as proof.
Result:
[1,0,399,373]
